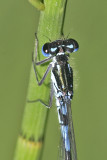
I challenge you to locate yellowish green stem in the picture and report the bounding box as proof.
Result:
[14,0,67,160]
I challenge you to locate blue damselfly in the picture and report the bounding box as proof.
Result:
[32,34,79,160]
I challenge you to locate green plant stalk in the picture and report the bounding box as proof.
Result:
[14,0,67,160]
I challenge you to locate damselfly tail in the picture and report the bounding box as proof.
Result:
[57,99,77,160]
[67,100,77,160]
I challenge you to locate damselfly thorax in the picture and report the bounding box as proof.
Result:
[51,53,73,101]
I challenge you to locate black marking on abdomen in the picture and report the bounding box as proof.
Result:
[65,150,72,160]
[58,108,68,126]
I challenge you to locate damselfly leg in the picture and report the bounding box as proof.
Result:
[32,34,53,85]
[30,34,54,108]
[27,84,53,108]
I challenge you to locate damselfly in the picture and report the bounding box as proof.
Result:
[32,34,79,160]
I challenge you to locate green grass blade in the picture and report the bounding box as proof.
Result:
[14,0,67,160]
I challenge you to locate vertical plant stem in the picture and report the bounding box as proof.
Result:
[14,0,67,160]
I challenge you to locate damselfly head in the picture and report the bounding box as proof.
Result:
[42,39,79,57]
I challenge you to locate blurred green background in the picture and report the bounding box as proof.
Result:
[0,0,107,160]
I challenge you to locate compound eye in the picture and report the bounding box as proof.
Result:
[42,43,50,57]
[72,39,79,52]
[64,39,79,53]
[64,39,74,53]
